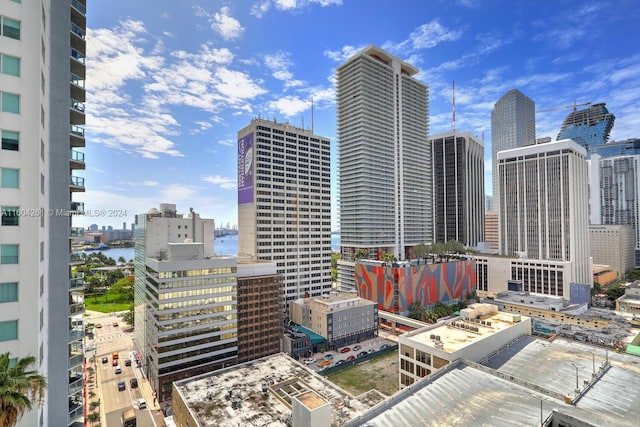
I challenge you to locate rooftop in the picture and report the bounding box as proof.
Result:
[173,353,383,427]
[403,307,527,353]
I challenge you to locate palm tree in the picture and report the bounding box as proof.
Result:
[0,353,47,427]
[87,411,100,425]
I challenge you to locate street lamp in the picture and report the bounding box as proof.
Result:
[570,362,579,392]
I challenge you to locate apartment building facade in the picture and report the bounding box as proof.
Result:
[336,45,431,291]
[0,1,87,425]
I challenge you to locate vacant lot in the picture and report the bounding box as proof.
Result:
[326,351,398,397]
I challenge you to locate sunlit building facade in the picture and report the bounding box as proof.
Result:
[336,46,431,292]
[0,1,87,425]
[134,204,238,403]
[491,89,535,211]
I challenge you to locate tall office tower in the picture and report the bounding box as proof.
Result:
[557,103,615,156]
[429,131,484,247]
[237,119,332,310]
[592,138,640,158]
[498,140,591,290]
[491,89,535,211]
[134,204,238,402]
[0,1,87,425]
[336,46,431,292]
[590,154,640,266]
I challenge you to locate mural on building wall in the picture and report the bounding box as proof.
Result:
[355,260,476,313]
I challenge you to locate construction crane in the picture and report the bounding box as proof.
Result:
[536,101,591,113]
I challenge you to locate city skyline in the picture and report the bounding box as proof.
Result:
[81,0,640,230]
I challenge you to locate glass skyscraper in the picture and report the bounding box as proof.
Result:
[556,103,615,157]
[491,89,536,212]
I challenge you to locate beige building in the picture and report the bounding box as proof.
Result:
[289,293,378,348]
[616,282,640,315]
[589,224,636,276]
[398,304,531,388]
[483,210,499,251]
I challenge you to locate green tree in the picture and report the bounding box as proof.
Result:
[408,301,426,321]
[84,276,101,295]
[353,248,369,261]
[431,242,446,263]
[107,276,134,303]
[117,256,126,265]
[381,252,397,266]
[0,353,47,427]
[331,253,339,282]
[413,243,429,263]
[626,268,640,281]
[87,411,100,425]
[122,304,135,328]
[606,283,625,301]
[89,401,100,411]
[446,240,467,259]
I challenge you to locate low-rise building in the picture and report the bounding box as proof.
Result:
[289,293,378,350]
[398,303,531,388]
[617,282,640,315]
[171,353,385,427]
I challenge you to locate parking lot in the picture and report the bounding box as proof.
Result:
[303,336,396,372]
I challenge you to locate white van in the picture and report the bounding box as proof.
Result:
[138,398,147,409]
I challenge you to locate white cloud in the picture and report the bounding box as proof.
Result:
[269,96,311,117]
[218,139,235,147]
[252,0,342,17]
[324,44,367,62]
[250,0,271,18]
[214,68,268,102]
[409,20,463,49]
[143,181,159,187]
[202,175,237,190]
[211,6,244,40]
[264,51,306,89]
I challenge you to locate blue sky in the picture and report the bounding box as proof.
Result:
[80,0,640,230]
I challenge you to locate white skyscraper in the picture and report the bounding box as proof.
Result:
[237,119,332,307]
[0,1,87,425]
[491,89,535,211]
[498,139,591,295]
[336,46,431,291]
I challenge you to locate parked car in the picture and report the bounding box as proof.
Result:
[380,344,391,350]
[138,398,147,409]
[353,345,362,351]
[368,348,375,354]
[115,366,122,374]
[304,357,317,365]
[317,359,331,368]
[357,351,368,358]
[130,378,138,389]
[112,359,118,367]
[117,381,126,391]
[322,354,334,360]
[346,356,355,362]
[124,359,132,366]
[95,323,102,328]
[335,360,345,365]
[101,356,108,364]
[339,347,350,353]
[113,322,119,327]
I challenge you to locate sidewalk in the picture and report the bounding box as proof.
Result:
[130,351,166,427]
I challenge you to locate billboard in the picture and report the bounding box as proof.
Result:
[238,132,254,204]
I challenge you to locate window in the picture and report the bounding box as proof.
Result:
[11,0,22,4]
[40,106,44,127]
[39,308,43,330]
[1,17,20,40]
[1,130,18,151]
[40,174,44,193]
[40,139,44,160]
[0,282,18,303]
[1,206,19,226]
[0,244,18,264]
[0,54,19,76]
[39,275,44,296]
[1,92,19,114]
[40,242,44,261]
[0,320,18,341]
[0,168,19,188]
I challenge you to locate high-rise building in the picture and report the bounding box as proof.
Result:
[591,138,640,158]
[237,119,332,310]
[134,204,238,402]
[336,46,431,291]
[557,103,615,156]
[429,131,484,247]
[491,89,535,211]
[498,139,591,293]
[0,1,87,425]
[590,154,640,265]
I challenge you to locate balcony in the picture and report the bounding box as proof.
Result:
[70,176,85,192]
[68,376,83,395]
[68,402,83,422]
[69,303,84,316]
[70,251,84,264]
[69,99,85,125]
[69,276,84,290]
[70,150,85,170]
[70,227,84,238]
[69,125,85,148]
[70,48,85,78]
[70,201,85,215]
[69,328,84,343]
[69,352,83,368]
[70,74,85,102]
[70,23,86,51]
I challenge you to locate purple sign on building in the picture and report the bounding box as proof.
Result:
[238,132,254,204]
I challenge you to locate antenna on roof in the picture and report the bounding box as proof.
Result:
[452,81,456,133]
[311,96,315,133]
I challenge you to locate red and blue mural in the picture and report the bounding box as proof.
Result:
[355,260,477,313]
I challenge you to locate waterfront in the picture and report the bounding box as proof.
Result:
[93,234,340,261]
